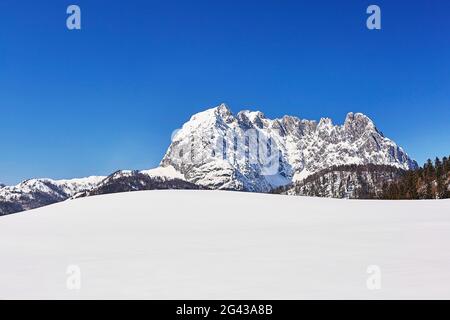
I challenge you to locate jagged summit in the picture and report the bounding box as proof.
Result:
[216,102,231,113]
[161,104,417,191]
[190,105,380,135]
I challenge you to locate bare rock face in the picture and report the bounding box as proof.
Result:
[161,104,417,192]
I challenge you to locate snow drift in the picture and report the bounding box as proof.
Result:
[1,190,449,299]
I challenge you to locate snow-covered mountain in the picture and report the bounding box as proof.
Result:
[161,103,417,192]
[0,167,198,215]
[74,166,200,198]
[0,103,419,215]
[0,176,105,215]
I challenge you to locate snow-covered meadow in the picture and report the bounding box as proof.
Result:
[0,190,449,299]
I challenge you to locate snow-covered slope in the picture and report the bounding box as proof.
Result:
[74,166,200,198]
[141,165,185,180]
[161,104,417,192]
[0,190,449,299]
[0,176,105,215]
[0,166,191,215]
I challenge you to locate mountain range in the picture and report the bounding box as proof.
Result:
[0,103,418,215]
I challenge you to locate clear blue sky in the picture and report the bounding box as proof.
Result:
[1,0,449,185]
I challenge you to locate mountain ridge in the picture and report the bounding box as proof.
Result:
[1,104,418,215]
[161,104,417,191]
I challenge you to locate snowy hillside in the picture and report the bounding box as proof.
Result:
[1,190,449,299]
[0,166,192,215]
[161,104,417,192]
[278,164,405,199]
[0,176,105,215]
[74,166,200,198]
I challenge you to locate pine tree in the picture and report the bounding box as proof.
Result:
[425,159,434,180]
[445,156,450,173]
[406,172,418,199]
[434,157,444,198]
[425,180,434,199]
[442,188,450,199]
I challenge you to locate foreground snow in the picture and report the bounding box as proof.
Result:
[0,190,449,299]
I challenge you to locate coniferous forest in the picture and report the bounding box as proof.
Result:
[381,156,450,200]
[271,157,450,200]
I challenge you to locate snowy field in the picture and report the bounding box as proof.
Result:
[0,190,450,299]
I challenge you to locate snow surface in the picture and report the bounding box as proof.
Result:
[1,190,450,299]
[0,176,106,201]
[140,165,185,180]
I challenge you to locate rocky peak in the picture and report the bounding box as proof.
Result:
[214,103,233,120]
[318,117,334,129]
[237,110,266,129]
[187,103,234,129]
[161,104,417,191]
[344,112,378,135]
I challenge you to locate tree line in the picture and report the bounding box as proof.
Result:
[271,164,405,199]
[381,156,450,200]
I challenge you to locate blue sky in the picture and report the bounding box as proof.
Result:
[1,0,449,185]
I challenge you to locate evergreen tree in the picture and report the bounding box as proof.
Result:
[434,157,446,198]
[406,172,418,199]
[425,159,434,181]
[444,156,450,174]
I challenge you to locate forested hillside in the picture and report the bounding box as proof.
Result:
[382,156,450,199]
[272,164,404,199]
